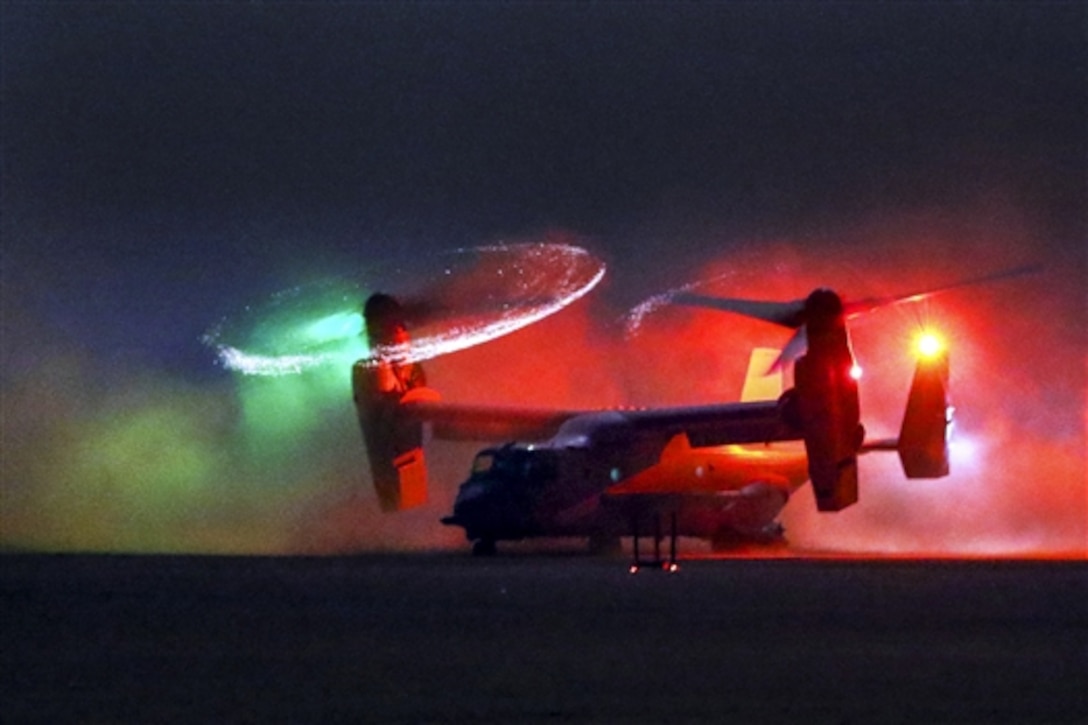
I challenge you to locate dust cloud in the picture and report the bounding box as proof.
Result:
[2,206,1083,557]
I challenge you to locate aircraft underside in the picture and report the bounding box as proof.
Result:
[454,481,792,559]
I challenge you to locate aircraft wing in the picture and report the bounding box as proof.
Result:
[598,400,796,447]
[405,398,795,449]
[402,399,581,442]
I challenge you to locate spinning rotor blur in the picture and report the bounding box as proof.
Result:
[204,241,606,376]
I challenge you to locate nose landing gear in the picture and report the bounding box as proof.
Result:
[471,539,497,557]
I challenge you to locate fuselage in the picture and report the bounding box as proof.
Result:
[442,435,809,544]
[359,285,959,556]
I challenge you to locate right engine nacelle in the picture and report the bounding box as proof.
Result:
[792,290,864,512]
[794,349,864,512]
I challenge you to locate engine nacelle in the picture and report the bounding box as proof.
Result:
[353,364,435,511]
[793,290,864,512]
[353,293,435,512]
[794,353,864,511]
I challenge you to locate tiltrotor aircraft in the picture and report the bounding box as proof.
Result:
[352,281,959,569]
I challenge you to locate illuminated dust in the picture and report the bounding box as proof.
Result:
[2,211,1083,557]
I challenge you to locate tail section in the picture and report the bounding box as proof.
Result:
[897,338,951,478]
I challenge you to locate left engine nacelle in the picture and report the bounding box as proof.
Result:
[353,365,435,511]
[353,293,436,511]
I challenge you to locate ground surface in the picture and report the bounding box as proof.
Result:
[2,552,1085,723]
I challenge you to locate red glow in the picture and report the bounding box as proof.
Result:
[622,208,1083,559]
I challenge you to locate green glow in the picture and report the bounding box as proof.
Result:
[237,361,353,457]
[207,279,371,376]
[197,279,373,464]
[304,311,364,344]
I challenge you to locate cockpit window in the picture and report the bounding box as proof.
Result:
[469,447,559,486]
[471,453,495,475]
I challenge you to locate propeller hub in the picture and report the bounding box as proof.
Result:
[364,293,408,347]
[804,288,845,332]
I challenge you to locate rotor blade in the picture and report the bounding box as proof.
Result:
[843,264,1042,318]
[670,292,807,328]
[768,326,808,373]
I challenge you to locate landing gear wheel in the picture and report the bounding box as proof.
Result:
[471,539,497,557]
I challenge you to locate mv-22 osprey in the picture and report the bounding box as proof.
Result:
[353,286,952,568]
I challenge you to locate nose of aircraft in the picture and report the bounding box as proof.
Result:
[443,478,534,542]
[441,482,491,529]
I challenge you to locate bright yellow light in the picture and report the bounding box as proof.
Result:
[915,331,944,358]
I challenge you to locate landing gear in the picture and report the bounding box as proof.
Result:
[471,539,497,557]
[629,512,679,574]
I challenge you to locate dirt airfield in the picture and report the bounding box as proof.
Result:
[2,551,1085,723]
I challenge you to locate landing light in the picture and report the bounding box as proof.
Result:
[849,364,863,381]
[915,331,944,359]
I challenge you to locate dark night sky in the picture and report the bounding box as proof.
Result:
[1,3,1084,553]
[5,2,1083,368]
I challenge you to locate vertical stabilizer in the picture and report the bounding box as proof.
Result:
[898,344,951,478]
